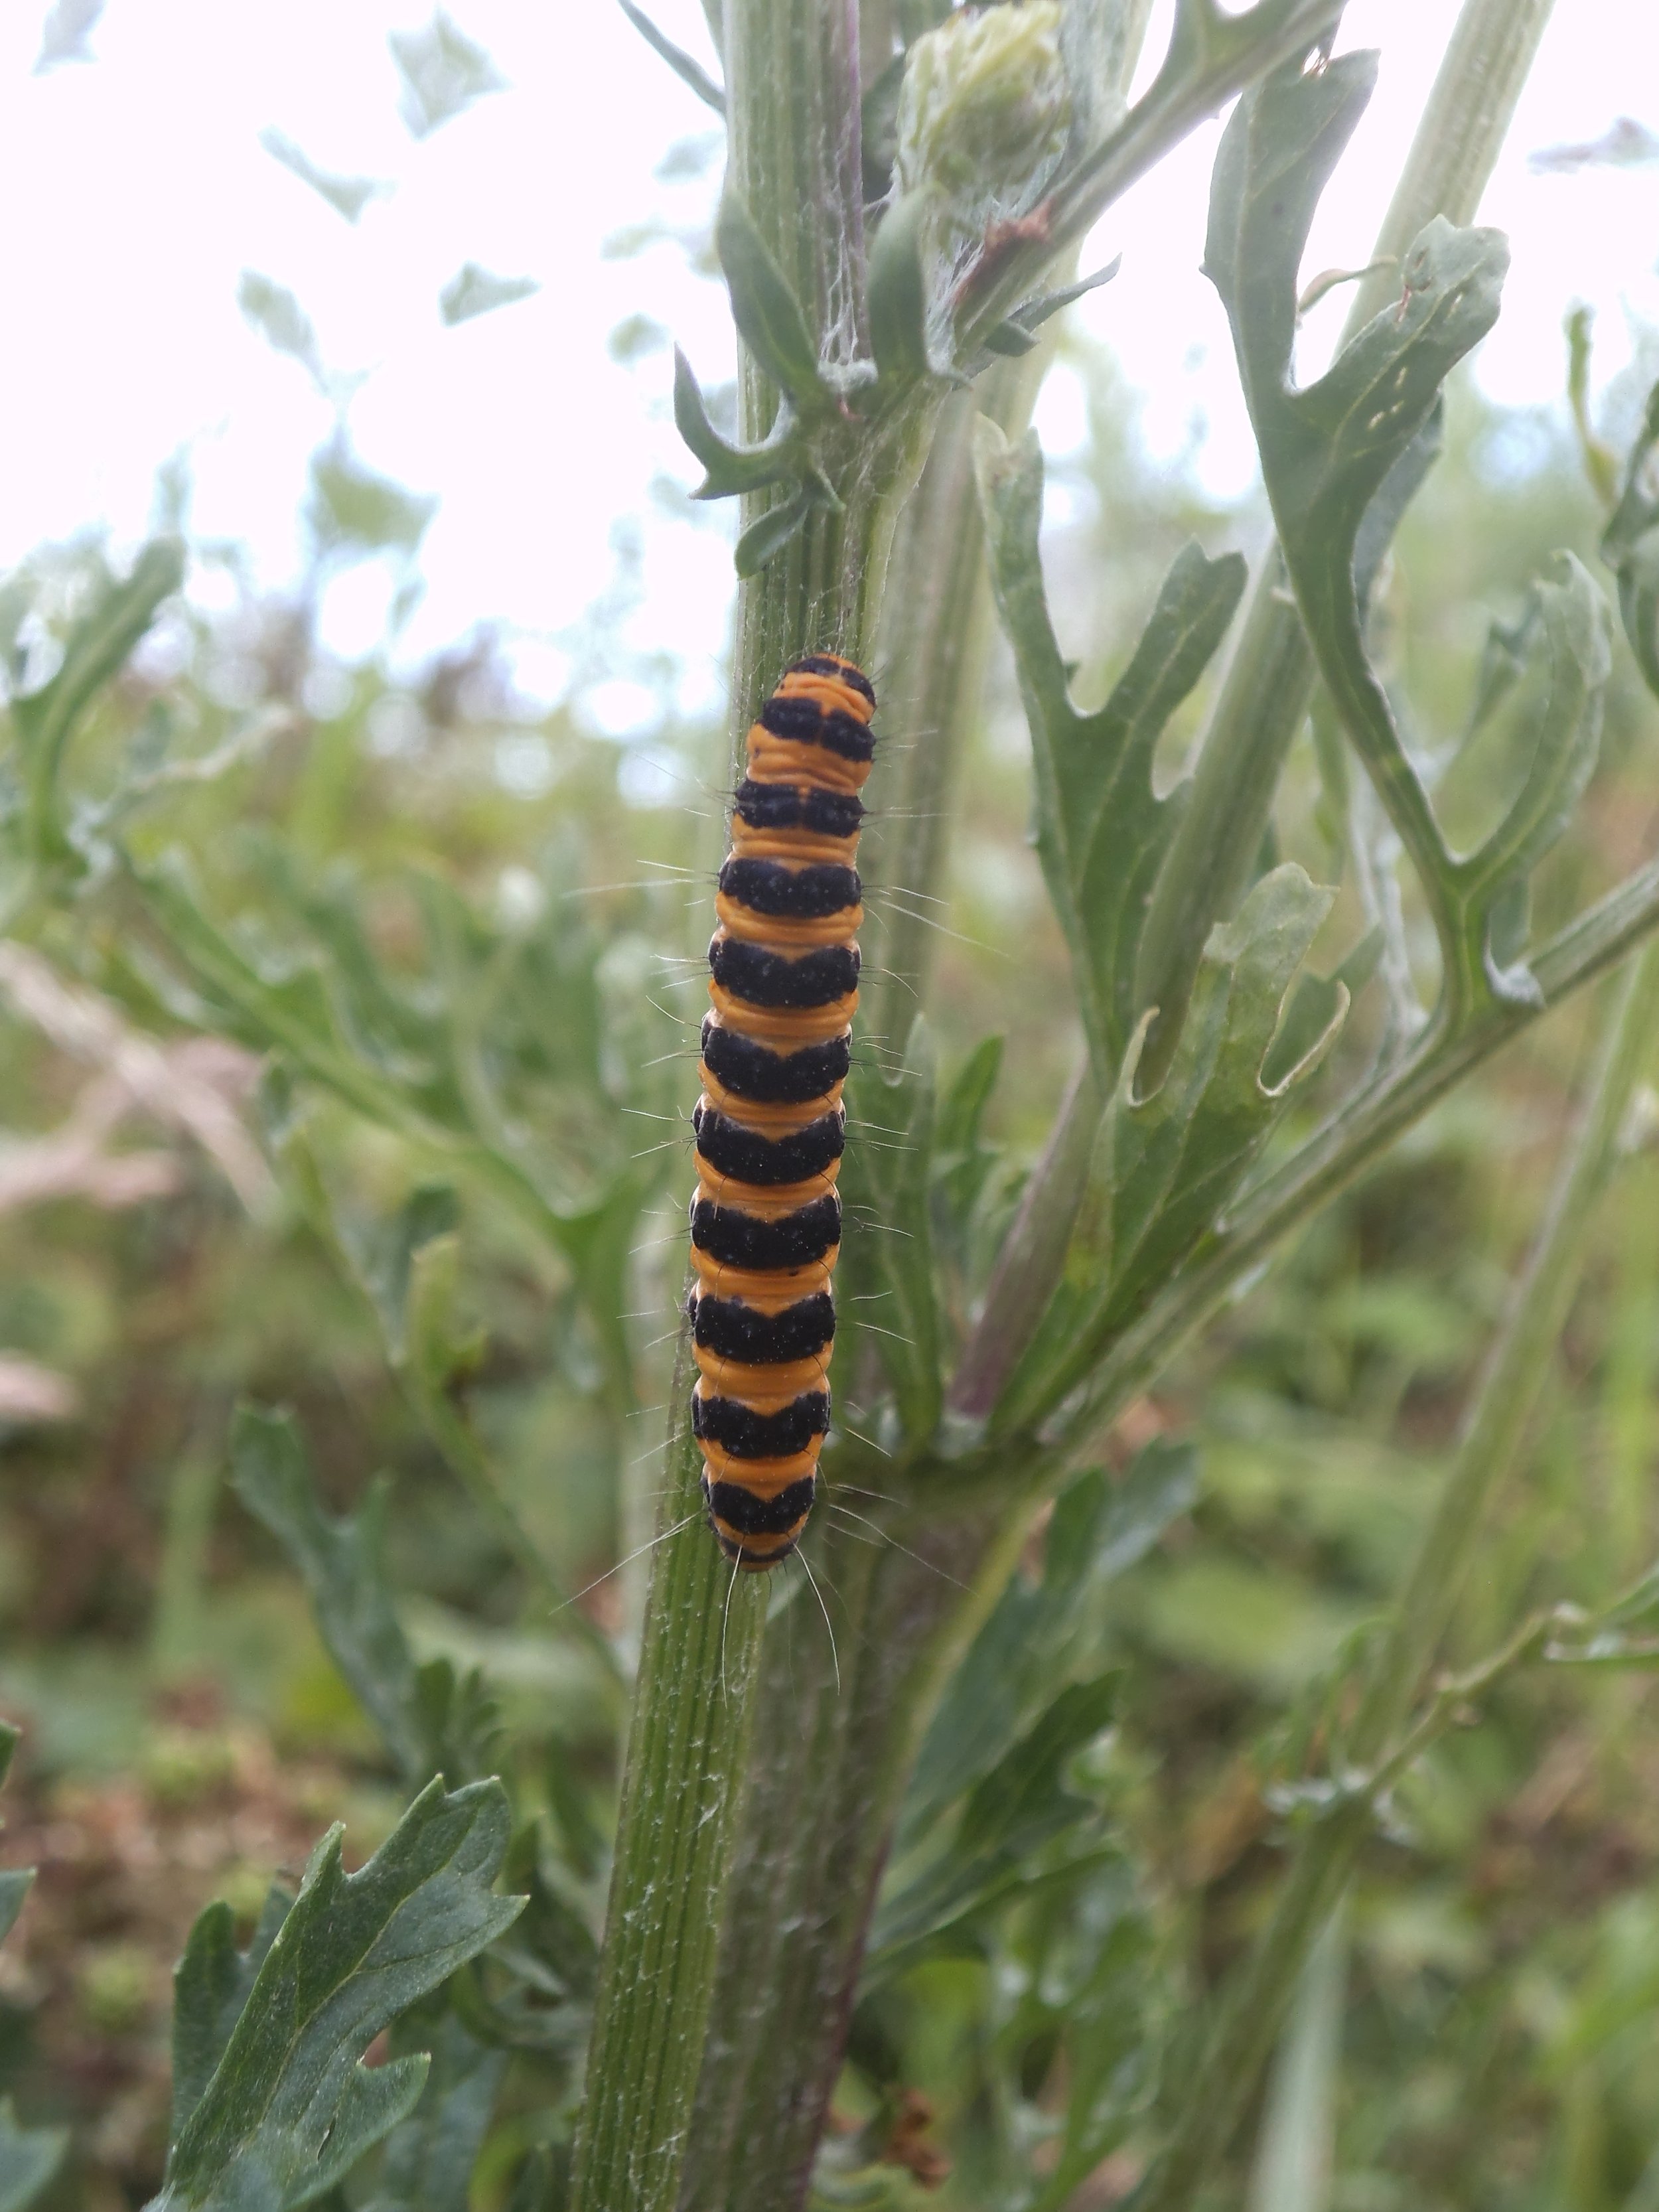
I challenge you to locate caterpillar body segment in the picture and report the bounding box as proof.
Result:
[688,654,875,1570]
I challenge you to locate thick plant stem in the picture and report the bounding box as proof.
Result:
[1133,0,1558,1083]
[568,1397,768,2212]
[1132,944,1659,2212]
[570,6,920,2203]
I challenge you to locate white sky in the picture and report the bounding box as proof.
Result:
[1,0,1656,728]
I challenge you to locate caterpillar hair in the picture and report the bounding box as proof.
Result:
[686,652,875,1570]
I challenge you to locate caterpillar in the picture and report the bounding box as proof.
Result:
[687,652,876,1572]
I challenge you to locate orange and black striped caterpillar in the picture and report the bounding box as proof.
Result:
[687,652,875,1571]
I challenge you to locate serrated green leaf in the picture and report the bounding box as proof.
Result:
[837,1018,942,1444]
[390,10,507,139]
[869,1674,1120,1985]
[439,263,540,327]
[1205,56,1550,1022]
[904,1439,1195,1834]
[615,0,724,113]
[1603,377,1659,699]
[365,2008,506,2212]
[977,419,1245,1080]
[999,867,1338,1428]
[172,1885,296,2142]
[0,2101,66,2212]
[672,348,800,498]
[338,1183,462,1366]
[983,255,1120,356]
[258,129,390,224]
[228,1404,494,1787]
[715,191,826,407]
[867,192,933,383]
[733,488,815,579]
[13,538,182,865]
[0,1874,31,1951]
[151,1777,521,2211]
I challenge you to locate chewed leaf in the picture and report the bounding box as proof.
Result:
[997,866,1336,1430]
[977,419,1244,1081]
[152,1779,522,2211]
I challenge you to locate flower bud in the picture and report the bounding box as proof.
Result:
[895,1,1071,215]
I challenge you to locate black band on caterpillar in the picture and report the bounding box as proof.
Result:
[733,780,864,839]
[692,1103,845,1184]
[689,1288,837,1364]
[717,857,862,919]
[685,653,876,1568]
[704,1475,819,1536]
[692,1388,831,1457]
[699,1019,852,1104]
[689,1192,841,1271]
[708,938,860,1011]
[758,694,875,762]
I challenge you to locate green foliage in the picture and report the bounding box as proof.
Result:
[976,421,1246,1078]
[229,1405,499,1789]
[389,11,507,139]
[152,1779,522,2210]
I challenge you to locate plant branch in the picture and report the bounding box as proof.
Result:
[1133,0,1558,1078]
[1130,940,1659,2212]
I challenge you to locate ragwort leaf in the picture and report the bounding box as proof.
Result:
[977,419,1245,1080]
[230,1404,500,1793]
[868,1674,1120,1987]
[715,191,827,408]
[172,1885,297,2142]
[367,2007,506,2212]
[1205,57,1554,1021]
[672,347,800,499]
[1602,377,1659,700]
[904,1439,1196,1834]
[998,866,1338,1429]
[12,538,182,866]
[230,1405,431,1782]
[151,1779,522,2211]
[0,2103,66,2212]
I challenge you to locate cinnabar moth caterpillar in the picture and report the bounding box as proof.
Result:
[687,653,875,1570]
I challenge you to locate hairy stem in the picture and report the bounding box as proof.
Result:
[1132,941,1659,2212]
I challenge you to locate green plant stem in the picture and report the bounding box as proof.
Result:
[1133,0,1557,1080]
[1141,942,1659,2203]
[1130,942,1659,2212]
[571,7,929,2204]
[567,1396,766,2212]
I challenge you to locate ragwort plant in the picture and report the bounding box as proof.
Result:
[18,0,1659,2206]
